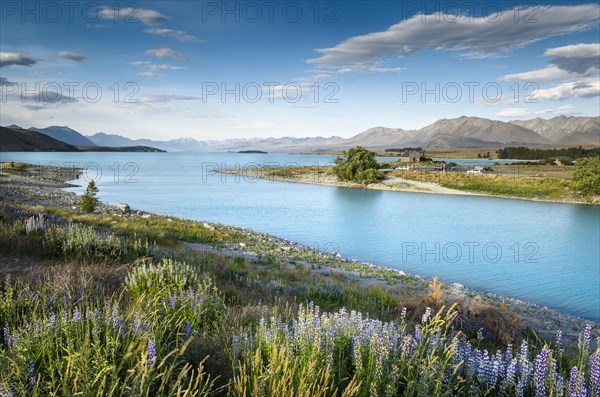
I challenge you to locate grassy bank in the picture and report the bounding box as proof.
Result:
[394,170,571,200]
[1,202,599,396]
[225,162,599,203]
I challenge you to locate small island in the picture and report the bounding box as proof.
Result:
[237,150,268,154]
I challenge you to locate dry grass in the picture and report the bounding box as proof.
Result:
[395,170,571,200]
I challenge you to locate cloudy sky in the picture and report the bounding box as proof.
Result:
[1,1,599,140]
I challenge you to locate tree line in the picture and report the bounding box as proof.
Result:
[496,146,600,160]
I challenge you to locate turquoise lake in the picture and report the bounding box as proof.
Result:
[2,152,599,321]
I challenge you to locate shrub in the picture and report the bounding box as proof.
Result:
[44,223,152,261]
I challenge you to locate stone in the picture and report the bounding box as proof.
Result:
[141,213,151,219]
[116,203,130,212]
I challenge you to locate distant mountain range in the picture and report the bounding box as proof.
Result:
[4,115,599,153]
[29,125,98,146]
[86,115,598,152]
[0,126,165,153]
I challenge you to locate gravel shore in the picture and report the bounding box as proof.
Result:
[1,162,597,349]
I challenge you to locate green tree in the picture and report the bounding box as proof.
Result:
[573,157,600,195]
[81,180,99,213]
[333,146,383,184]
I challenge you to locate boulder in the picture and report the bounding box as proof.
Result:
[116,203,130,212]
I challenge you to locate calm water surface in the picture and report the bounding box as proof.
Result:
[2,152,598,321]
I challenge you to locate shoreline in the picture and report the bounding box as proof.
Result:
[220,167,599,205]
[0,163,598,348]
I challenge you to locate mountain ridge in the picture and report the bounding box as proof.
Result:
[7,115,598,153]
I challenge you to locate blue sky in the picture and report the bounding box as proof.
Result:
[1,1,599,140]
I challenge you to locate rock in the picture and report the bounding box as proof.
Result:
[116,203,130,212]
[203,222,215,231]
[141,213,151,219]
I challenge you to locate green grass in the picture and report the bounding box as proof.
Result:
[1,203,598,396]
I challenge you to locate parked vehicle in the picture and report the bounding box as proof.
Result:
[482,166,494,172]
[467,169,481,174]
[393,166,410,171]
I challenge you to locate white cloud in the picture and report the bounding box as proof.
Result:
[144,28,201,43]
[501,66,577,82]
[0,52,36,67]
[144,93,202,102]
[307,4,600,72]
[99,7,169,25]
[501,42,599,101]
[130,61,184,77]
[145,47,188,61]
[544,43,600,58]
[496,104,579,118]
[495,108,533,117]
[543,43,600,74]
[533,78,600,101]
[56,51,86,62]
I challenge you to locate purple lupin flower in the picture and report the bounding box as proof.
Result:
[2,324,10,346]
[147,338,157,366]
[568,367,587,397]
[555,330,564,355]
[72,308,82,324]
[185,321,192,340]
[414,325,423,342]
[534,347,550,397]
[590,352,600,397]
[581,324,593,354]
[421,307,432,324]
[26,359,36,387]
[233,335,240,358]
[0,384,14,397]
[505,358,517,387]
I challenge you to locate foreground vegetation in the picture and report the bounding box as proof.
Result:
[1,203,599,396]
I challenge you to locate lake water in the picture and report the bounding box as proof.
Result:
[2,152,599,321]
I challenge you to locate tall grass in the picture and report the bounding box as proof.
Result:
[0,260,221,396]
[231,304,599,396]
